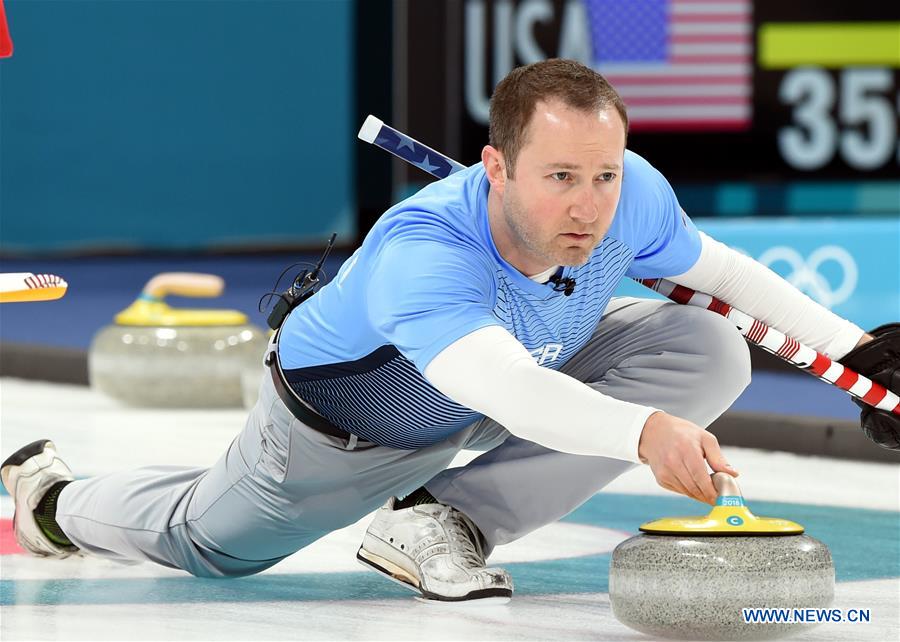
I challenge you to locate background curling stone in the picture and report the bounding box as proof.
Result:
[609,472,834,641]
[89,272,268,408]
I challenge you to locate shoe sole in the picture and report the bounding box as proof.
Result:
[356,547,421,591]
[356,548,513,603]
[413,594,511,606]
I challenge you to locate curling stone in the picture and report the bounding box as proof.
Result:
[609,472,834,641]
[89,272,268,408]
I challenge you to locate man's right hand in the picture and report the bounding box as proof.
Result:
[637,411,739,505]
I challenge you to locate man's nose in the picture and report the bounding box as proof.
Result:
[570,187,599,223]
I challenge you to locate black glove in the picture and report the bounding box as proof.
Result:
[839,323,900,450]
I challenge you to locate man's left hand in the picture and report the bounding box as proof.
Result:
[840,323,900,450]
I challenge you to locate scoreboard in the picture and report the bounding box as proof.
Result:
[393,0,899,215]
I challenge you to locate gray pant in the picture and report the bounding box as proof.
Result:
[57,298,751,577]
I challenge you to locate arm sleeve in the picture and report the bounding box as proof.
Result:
[670,231,866,359]
[424,325,658,462]
[366,236,500,371]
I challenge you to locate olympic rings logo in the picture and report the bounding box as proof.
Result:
[755,246,859,309]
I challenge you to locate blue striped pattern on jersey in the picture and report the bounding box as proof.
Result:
[287,348,479,448]
[494,237,634,371]
[284,237,635,449]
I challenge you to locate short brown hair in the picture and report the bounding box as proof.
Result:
[489,59,628,178]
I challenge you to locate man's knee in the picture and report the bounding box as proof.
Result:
[689,308,752,402]
[182,550,284,579]
[177,524,289,579]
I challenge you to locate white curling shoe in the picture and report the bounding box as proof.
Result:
[357,497,513,603]
[1,439,78,558]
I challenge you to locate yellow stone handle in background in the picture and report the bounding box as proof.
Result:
[114,272,248,327]
[141,272,224,300]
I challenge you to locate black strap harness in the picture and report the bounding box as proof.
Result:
[263,234,355,444]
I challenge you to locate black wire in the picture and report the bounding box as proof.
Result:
[257,291,282,314]
[256,262,332,314]
[257,233,337,314]
[257,261,310,313]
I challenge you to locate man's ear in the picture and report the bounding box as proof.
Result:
[482,145,507,193]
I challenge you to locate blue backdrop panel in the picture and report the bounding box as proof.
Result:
[0,0,354,252]
[615,218,899,331]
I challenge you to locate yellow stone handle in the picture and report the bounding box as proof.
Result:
[114,272,247,326]
[141,273,224,300]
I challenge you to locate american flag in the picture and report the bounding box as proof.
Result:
[585,0,753,131]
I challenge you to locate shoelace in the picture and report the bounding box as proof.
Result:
[438,505,485,569]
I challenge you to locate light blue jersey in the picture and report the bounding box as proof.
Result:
[279,150,701,448]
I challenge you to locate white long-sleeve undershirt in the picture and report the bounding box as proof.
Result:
[670,232,865,360]
[424,324,656,463]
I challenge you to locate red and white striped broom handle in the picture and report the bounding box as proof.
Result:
[639,278,900,416]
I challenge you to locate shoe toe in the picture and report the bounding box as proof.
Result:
[481,567,513,590]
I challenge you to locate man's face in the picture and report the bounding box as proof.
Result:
[493,100,626,274]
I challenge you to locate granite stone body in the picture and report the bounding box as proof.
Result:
[89,324,267,408]
[609,533,834,640]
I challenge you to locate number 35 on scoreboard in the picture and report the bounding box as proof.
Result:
[760,22,900,172]
[778,68,898,171]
